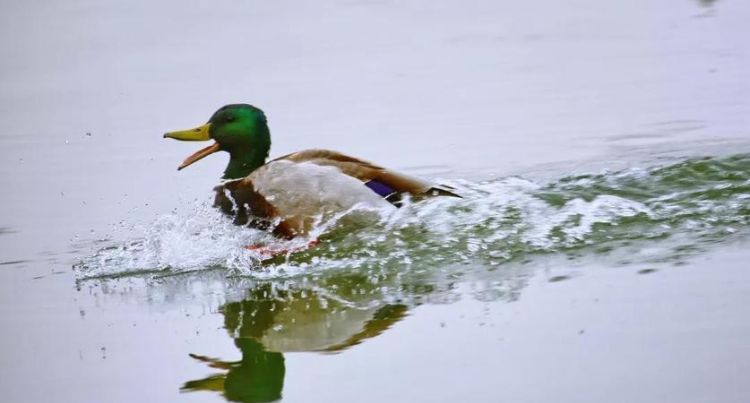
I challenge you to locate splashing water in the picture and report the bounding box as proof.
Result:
[75,154,750,286]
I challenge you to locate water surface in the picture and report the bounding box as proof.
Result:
[1,0,749,402]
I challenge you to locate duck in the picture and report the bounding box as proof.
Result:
[164,104,459,240]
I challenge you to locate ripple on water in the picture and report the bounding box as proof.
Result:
[75,154,750,289]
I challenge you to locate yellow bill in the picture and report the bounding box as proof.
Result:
[164,123,220,170]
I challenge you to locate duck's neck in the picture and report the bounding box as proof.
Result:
[223,150,267,179]
[222,137,271,180]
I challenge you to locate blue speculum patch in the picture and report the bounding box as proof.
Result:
[365,180,396,198]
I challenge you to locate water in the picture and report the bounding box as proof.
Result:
[2,0,750,402]
[77,154,750,276]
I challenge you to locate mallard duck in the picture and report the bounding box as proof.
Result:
[164,104,459,239]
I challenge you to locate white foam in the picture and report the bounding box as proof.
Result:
[76,160,749,280]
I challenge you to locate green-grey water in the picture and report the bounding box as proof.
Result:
[2,0,750,402]
[77,154,750,279]
[67,153,750,402]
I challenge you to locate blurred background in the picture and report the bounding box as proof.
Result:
[1,1,749,402]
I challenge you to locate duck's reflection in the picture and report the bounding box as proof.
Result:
[182,339,284,403]
[181,282,407,402]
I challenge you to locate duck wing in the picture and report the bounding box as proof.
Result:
[274,149,461,202]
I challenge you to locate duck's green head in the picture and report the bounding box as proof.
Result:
[164,104,271,179]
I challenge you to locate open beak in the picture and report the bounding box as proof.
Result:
[163,123,220,170]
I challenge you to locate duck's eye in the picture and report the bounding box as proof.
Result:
[226,115,234,122]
